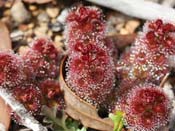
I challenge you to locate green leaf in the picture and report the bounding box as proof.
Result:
[109,111,125,131]
[42,105,86,131]
[76,127,87,131]
[66,117,80,129]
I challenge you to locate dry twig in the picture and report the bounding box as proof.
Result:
[86,0,175,21]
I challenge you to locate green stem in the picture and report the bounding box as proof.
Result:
[42,106,74,131]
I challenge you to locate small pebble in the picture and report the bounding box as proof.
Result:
[54,35,62,42]
[54,35,64,48]
[34,26,48,37]
[29,5,37,11]
[56,8,68,24]
[51,18,57,23]
[106,11,132,35]
[47,30,53,37]
[54,41,64,51]
[46,7,59,18]
[27,37,33,43]
[18,46,30,56]
[120,28,129,35]
[163,82,174,100]
[10,30,24,42]
[107,12,127,26]
[3,9,11,16]
[37,12,49,23]
[4,1,12,8]
[49,21,63,32]
[11,1,31,24]
[32,10,40,16]
[125,20,140,33]
[24,29,34,37]
[28,23,35,29]
[168,55,175,68]
[39,22,48,27]
[115,23,124,32]
[19,24,28,31]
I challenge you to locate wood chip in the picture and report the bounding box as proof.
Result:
[0,22,12,51]
[0,22,11,131]
[0,97,11,131]
[59,57,114,131]
[107,33,137,49]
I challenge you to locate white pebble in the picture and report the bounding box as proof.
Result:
[11,1,31,24]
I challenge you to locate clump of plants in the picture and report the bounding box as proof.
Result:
[0,5,175,131]
[118,84,171,131]
[64,7,174,131]
[65,6,116,107]
[117,19,175,84]
[114,19,175,131]
[0,38,64,118]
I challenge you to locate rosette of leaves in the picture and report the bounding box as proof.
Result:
[117,19,175,84]
[65,5,115,107]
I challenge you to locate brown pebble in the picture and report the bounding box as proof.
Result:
[27,37,33,43]
[54,41,64,51]
[18,46,30,56]
[120,28,129,35]
[37,12,49,23]
[125,20,140,34]
[47,30,53,37]
[28,23,35,29]
[115,23,124,32]
[34,26,48,37]
[3,10,11,16]
[4,1,12,8]
[32,10,40,17]
[46,7,59,18]
[54,35,64,48]
[24,29,34,37]
[54,35,62,42]
[29,5,37,11]
[51,18,57,23]
[19,24,28,31]
[39,23,48,27]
